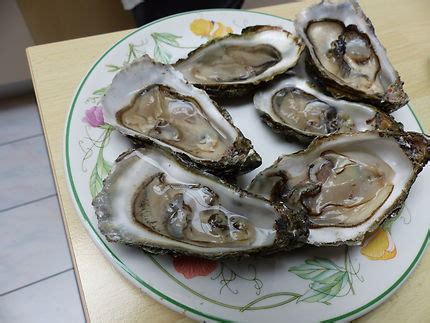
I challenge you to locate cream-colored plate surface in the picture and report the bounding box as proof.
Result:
[64,9,429,322]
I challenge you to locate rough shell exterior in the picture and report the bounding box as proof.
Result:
[93,147,310,259]
[174,25,304,98]
[295,1,409,112]
[102,55,262,176]
[254,75,404,143]
[249,131,429,246]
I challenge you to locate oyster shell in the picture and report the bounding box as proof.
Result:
[175,25,304,97]
[254,75,403,143]
[93,146,309,259]
[295,0,408,112]
[102,55,261,175]
[249,131,429,245]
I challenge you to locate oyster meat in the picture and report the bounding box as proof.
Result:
[93,146,309,259]
[254,75,403,143]
[102,55,261,175]
[249,131,429,245]
[295,0,408,111]
[175,25,303,97]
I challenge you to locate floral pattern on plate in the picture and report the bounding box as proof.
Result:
[66,10,429,322]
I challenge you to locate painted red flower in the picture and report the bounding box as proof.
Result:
[172,255,218,279]
[83,106,104,127]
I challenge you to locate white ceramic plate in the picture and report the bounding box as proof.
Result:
[65,9,429,322]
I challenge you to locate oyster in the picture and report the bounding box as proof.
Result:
[102,55,261,175]
[175,25,304,97]
[93,146,309,259]
[295,0,408,112]
[254,75,403,143]
[249,131,429,245]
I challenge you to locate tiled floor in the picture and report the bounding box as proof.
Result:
[0,94,85,322]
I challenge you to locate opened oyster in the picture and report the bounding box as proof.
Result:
[254,75,403,143]
[102,55,261,175]
[295,0,408,111]
[175,25,303,97]
[93,146,309,259]
[249,131,429,245]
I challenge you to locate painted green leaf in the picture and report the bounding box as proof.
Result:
[89,164,103,198]
[305,257,339,270]
[289,257,342,283]
[89,130,112,198]
[290,264,329,280]
[92,87,107,96]
[299,272,348,303]
[295,268,342,285]
[86,87,108,104]
[154,45,171,64]
[101,157,111,175]
[152,32,182,47]
[90,156,111,197]
[128,44,138,60]
[314,271,346,285]
[106,64,122,72]
[99,124,114,131]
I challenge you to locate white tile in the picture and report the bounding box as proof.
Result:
[0,135,56,211]
[0,94,42,145]
[0,196,73,294]
[0,270,85,323]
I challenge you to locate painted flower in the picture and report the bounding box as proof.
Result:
[190,19,215,37]
[173,255,218,279]
[83,106,104,127]
[212,22,233,38]
[360,227,397,260]
[190,19,232,39]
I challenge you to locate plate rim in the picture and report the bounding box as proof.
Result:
[63,8,429,322]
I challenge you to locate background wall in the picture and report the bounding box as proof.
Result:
[0,0,136,97]
[16,0,135,45]
[0,0,34,95]
[0,0,291,98]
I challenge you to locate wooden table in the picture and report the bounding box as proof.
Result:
[27,0,430,321]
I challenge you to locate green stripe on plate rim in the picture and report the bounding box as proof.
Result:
[64,8,429,322]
